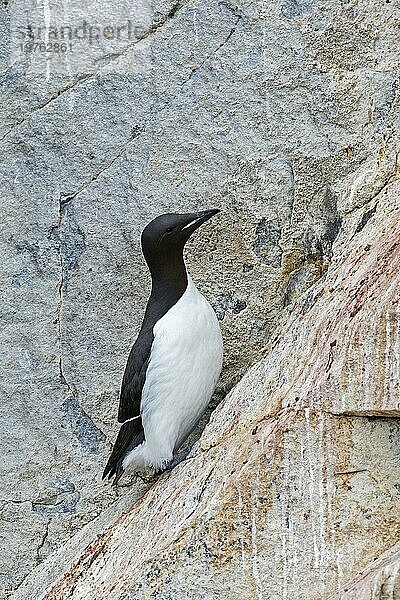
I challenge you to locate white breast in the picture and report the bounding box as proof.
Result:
[123,276,223,473]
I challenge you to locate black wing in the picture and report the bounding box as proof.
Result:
[102,328,154,482]
[118,328,153,423]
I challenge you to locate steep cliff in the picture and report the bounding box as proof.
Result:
[1,0,399,595]
[14,181,400,599]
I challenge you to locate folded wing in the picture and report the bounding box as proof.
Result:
[102,328,153,482]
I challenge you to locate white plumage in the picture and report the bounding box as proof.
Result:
[122,276,223,473]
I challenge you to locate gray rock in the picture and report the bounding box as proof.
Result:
[12,179,400,600]
[0,0,398,595]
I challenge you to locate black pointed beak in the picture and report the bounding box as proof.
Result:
[181,209,220,235]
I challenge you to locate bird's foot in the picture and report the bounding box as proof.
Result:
[164,446,192,472]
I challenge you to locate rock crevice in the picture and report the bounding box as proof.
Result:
[1,0,399,595]
[13,181,400,600]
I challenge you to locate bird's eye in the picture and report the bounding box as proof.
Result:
[166,227,173,233]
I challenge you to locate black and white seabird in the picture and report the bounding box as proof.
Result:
[103,209,223,484]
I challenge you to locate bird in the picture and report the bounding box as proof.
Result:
[103,209,223,484]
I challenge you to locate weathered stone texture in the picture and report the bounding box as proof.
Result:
[326,542,400,599]
[13,181,400,599]
[0,0,399,596]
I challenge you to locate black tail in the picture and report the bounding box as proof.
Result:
[102,420,144,484]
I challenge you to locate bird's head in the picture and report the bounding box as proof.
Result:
[141,209,220,270]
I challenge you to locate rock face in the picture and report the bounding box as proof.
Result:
[1,0,399,596]
[327,543,400,600]
[13,181,400,599]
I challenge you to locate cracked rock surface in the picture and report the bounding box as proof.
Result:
[0,0,399,596]
[13,179,400,600]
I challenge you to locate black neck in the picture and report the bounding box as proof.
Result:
[141,253,188,330]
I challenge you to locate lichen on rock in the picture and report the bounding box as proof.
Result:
[13,180,400,599]
[1,0,399,596]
